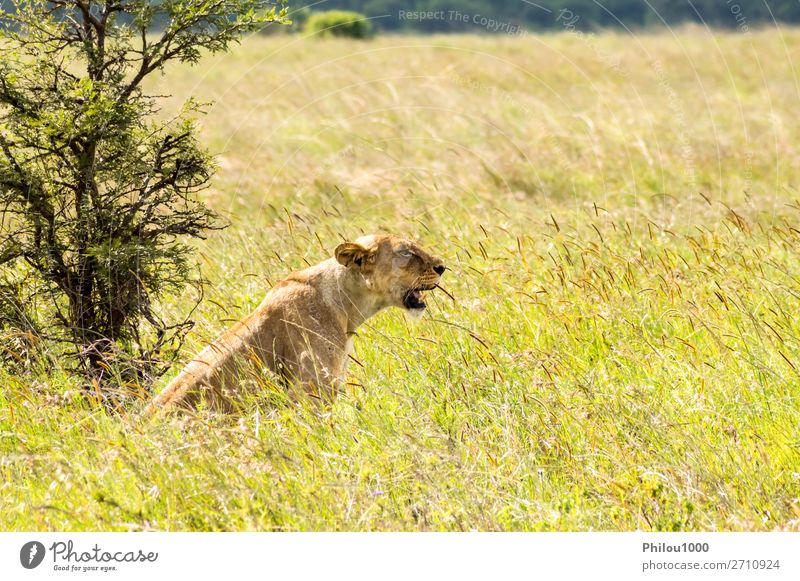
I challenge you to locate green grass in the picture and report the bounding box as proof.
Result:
[2,29,800,531]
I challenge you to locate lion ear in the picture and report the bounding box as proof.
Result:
[335,242,371,269]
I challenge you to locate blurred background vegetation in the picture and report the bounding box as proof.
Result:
[3,0,798,35]
[285,0,799,33]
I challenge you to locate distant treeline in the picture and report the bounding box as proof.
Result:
[2,0,798,32]
[291,0,800,32]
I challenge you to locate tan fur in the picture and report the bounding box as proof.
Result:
[144,234,445,414]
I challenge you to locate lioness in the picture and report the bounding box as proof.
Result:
[144,234,445,414]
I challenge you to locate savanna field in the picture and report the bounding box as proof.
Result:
[2,28,800,531]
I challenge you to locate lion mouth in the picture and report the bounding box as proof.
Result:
[403,286,435,310]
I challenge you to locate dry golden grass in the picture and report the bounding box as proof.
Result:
[2,28,800,531]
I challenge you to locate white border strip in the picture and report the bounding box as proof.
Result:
[1,532,797,580]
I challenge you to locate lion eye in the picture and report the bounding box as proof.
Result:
[397,250,413,258]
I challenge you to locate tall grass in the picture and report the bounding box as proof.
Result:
[1,28,799,531]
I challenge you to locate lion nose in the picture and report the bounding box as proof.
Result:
[433,264,445,276]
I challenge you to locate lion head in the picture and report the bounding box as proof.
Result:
[335,234,446,314]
